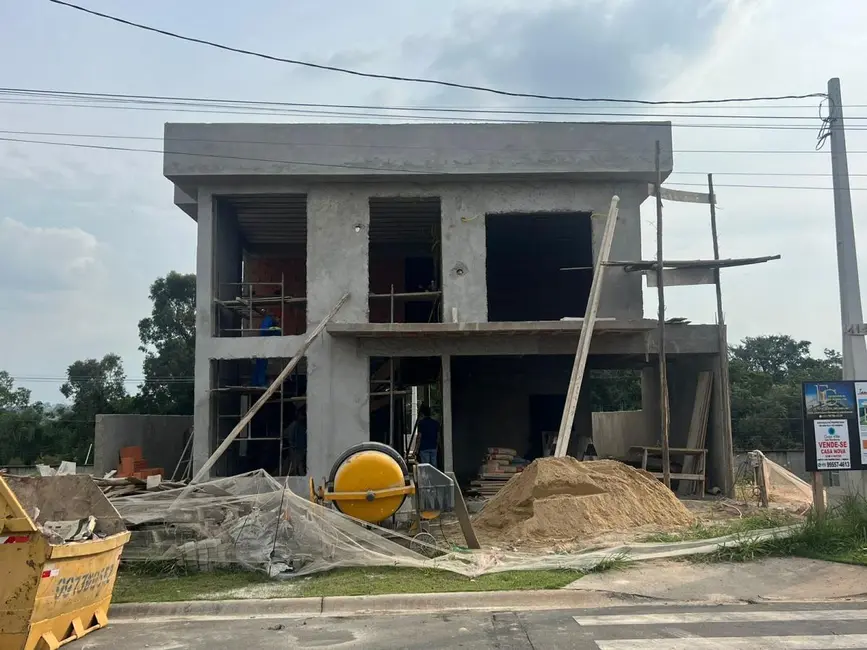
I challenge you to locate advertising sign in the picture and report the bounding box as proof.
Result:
[803,380,867,472]
[813,419,851,470]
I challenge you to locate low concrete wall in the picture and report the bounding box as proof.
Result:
[592,410,654,459]
[735,450,807,481]
[94,415,192,477]
[0,465,94,476]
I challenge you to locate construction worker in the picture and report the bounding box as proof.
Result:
[251,313,281,386]
[415,404,440,467]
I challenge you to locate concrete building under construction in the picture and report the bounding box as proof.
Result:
[164,121,752,495]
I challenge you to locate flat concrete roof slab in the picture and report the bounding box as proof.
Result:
[163,121,673,183]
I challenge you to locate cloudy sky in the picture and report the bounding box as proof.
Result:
[2,0,866,402]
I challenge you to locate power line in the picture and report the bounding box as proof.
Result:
[0,128,852,154]
[0,93,849,130]
[0,87,852,120]
[49,0,826,107]
[1,135,863,190]
[2,128,862,177]
[0,97,848,129]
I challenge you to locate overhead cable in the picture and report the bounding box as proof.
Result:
[49,0,826,106]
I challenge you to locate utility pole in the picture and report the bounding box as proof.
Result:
[827,78,867,381]
[828,77,867,497]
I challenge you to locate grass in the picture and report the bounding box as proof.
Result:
[640,510,799,543]
[112,563,595,603]
[700,495,867,565]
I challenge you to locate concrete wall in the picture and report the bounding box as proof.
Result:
[165,122,673,182]
[592,410,655,459]
[0,465,94,476]
[94,415,192,477]
[305,186,370,482]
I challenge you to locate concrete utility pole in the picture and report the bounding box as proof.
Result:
[827,78,867,380]
[828,77,867,496]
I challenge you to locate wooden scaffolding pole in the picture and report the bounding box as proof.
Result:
[655,141,672,489]
[554,195,620,458]
[189,292,350,485]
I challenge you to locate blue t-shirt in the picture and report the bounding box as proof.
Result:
[418,417,440,451]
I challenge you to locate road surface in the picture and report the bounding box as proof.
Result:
[81,601,867,649]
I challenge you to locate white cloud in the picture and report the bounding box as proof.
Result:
[0,217,102,292]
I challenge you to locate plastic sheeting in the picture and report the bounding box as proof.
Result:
[112,470,799,578]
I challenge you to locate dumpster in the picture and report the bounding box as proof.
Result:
[0,474,131,650]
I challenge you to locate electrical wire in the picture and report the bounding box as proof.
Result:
[0,87,853,120]
[49,0,826,106]
[0,135,862,189]
[5,129,867,173]
[2,97,853,130]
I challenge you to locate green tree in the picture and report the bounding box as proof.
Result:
[136,271,195,415]
[729,335,841,450]
[0,370,31,411]
[58,354,131,459]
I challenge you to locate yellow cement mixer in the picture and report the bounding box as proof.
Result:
[309,442,455,524]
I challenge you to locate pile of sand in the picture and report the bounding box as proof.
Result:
[472,457,694,545]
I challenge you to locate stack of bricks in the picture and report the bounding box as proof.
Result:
[116,446,164,480]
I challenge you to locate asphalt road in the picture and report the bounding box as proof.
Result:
[80,602,867,649]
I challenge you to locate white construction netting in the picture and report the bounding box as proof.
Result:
[112,469,799,578]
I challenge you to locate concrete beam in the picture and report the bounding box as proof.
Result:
[200,335,307,360]
[164,122,673,183]
[344,327,721,357]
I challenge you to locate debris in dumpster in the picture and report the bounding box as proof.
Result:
[39,515,98,543]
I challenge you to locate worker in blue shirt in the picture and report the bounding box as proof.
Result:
[415,404,440,467]
[252,314,281,386]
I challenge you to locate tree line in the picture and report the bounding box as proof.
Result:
[0,272,195,465]
[0,270,844,464]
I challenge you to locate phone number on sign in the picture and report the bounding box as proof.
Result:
[818,460,851,470]
[53,565,116,600]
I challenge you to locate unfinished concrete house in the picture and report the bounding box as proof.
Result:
[164,121,736,495]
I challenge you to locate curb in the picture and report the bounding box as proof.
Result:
[109,589,613,620]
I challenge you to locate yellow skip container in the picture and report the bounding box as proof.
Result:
[0,474,130,650]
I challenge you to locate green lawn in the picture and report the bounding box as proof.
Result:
[112,566,585,603]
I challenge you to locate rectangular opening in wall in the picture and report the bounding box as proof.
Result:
[369,356,441,462]
[213,356,307,476]
[485,212,593,322]
[215,194,308,337]
[368,196,442,323]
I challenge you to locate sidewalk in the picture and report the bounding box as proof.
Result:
[565,557,867,603]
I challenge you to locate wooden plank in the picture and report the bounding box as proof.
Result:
[650,472,705,481]
[554,195,620,457]
[678,372,713,496]
[188,292,349,485]
[645,268,715,287]
[812,472,826,519]
[648,184,716,205]
[447,471,481,549]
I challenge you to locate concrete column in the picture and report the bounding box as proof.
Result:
[441,188,487,322]
[193,191,215,473]
[305,186,371,480]
[441,355,453,472]
[641,366,661,445]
